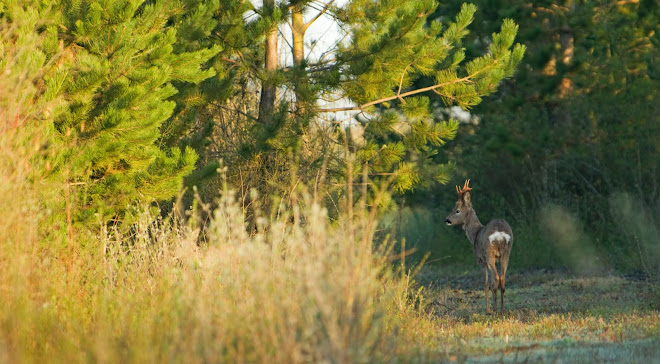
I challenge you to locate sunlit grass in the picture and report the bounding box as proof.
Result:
[0,173,431,362]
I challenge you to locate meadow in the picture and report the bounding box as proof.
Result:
[416,267,660,362]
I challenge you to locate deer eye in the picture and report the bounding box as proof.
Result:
[455,210,460,214]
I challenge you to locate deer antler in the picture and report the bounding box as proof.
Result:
[462,179,472,192]
[456,179,472,197]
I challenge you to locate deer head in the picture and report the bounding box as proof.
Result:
[445,179,473,226]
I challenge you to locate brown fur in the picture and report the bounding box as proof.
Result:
[445,180,513,314]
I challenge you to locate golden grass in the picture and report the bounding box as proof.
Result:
[0,160,433,363]
[0,182,433,363]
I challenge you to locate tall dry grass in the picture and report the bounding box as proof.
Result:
[0,9,433,363]
[1,174,431,362]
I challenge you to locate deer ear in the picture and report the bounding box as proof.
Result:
[462,191,472,206]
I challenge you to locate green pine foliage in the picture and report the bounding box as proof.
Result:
[158,0,526,209]
[337,2,524,195]
[2,0,220,225]
[455,0,657,207]
[163,0,256,152]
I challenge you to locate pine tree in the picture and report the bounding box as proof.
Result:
[215,1,525,199]
[333,2,525,193]
[160,0,255,189]
[28,0,220,224]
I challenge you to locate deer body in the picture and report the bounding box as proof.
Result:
[445,180,513,314]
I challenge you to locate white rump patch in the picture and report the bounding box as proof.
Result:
[489,231,511,244]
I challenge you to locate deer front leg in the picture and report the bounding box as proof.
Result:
[482,266,490,314]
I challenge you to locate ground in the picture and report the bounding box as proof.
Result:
[415,267,660,363]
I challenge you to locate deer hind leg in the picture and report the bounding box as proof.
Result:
[499,255,509,314]
[487,260,499,315]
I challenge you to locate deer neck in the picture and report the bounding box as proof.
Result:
[462,209,483,245]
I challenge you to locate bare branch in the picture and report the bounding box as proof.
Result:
[304,0,336,31]
[319,75,473,113]
[397,63,412,103]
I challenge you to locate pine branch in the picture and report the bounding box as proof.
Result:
[319,75,473,113]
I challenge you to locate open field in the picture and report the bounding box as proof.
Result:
[412,267,660,362]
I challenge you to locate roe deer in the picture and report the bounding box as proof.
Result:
[445,180,513,314]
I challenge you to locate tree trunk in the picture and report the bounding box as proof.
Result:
[292,6,305,66]
[291,5,307,115]
[258,0,278,125]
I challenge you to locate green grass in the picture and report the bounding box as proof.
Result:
[385,206,570,270]
[387,201,659,276]
[410,267,660,362]
[386,203,660,361]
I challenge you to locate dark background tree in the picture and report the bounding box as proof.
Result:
[398,0,659,273]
